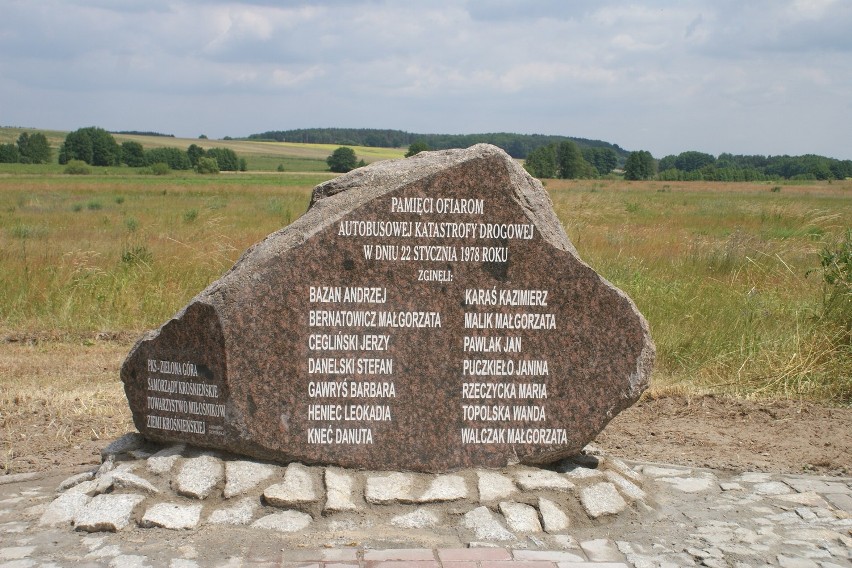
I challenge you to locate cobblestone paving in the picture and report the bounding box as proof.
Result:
[0,441,849,567]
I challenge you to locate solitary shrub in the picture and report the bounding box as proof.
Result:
[813,229,852,327]
[121,245,153,266]
[405,141,430,157]
[9,224,47,239]
[139,163,170,175]
[195,156,220,174]
[151,162,171,176]
[183,209,199,223]
[64,160,91,175]
[326,147,358,173]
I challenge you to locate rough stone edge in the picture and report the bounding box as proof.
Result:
[120,144,655,468]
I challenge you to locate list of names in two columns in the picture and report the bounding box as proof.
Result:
[315,194,566,447]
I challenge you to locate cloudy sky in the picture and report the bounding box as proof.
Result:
[1,0,850,159]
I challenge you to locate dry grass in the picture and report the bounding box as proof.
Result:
[0,339,132,473]
[0,175,316,335]
[1,175,850,475]
[546,178,852,403]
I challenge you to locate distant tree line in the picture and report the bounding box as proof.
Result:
[247,128,851,182]
[524,141,620,178]
[247,128,627,161]
[527,144,852,182]
[656,151,852,181]
[112,131,175,138]
[5,126,850,182]
[0,132,52,164]
[57,127,246,172]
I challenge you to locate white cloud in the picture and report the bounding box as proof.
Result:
[0,0,849,158]
[790,0,837,19]
[611,34,665,52]
[498,62,616,92]
[271,65,326,88]
[201,4,326,54]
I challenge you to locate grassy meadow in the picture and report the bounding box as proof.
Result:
[1,167,849,404]
[548,179,850,403]
[0,154,850,473]
[0,172,327,333]
[0,129,850,410]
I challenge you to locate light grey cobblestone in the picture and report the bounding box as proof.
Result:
[579,482,627,518]
[223,460,277,498]
[477,470,518,502]
[824,492,852,514]
[499,501,543,533]
[604,470,646,501]
[251,510,312,532]
[323,467,358,512]
[140,502,202,530]
[513,468,575,492]
[754,481,795,495]
[147,444,185,475]
[100,433,146,460]
[656,472,717,493]
[365,471,415,504]
[38,492,89,526]
[110,470,159,494]
[390,507,441,529]
[5,442,852,567]
[262,462,321,507]
[539,496,570,533]
[418,474,468,502]
[462,505,516,541]
[56,471,95,493]
[207,497,258,525]
[73,493,145,532]
[174,454,223,499]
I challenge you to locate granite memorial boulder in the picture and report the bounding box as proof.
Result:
[121,144,654,472]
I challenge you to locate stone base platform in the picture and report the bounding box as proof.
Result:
[36,434,650,547]
[1,434,850,567]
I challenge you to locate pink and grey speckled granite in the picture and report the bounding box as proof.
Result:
[121,144,654,473]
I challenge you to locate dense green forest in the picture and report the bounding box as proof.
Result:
[522,143,852,182]
[655,150,852,182]
[246,128,627,161]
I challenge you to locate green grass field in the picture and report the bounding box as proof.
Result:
[0,143,849,404]
[0,127,406,173]
[547,179,851,403]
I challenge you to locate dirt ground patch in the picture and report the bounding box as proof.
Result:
[1,340,849,477]
[597,394,851,476]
